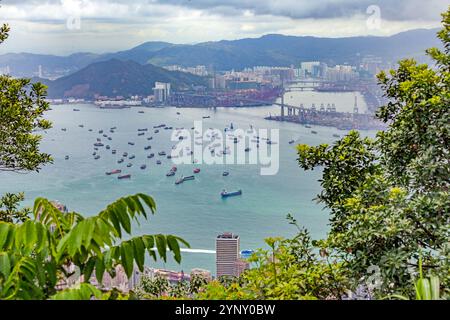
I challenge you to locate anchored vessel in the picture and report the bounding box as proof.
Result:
[221,190,242,198]
[175,175,195,185]
[106,169,121,175]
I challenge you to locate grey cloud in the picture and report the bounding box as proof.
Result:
[154,0,447,21]
[2,0,447,22]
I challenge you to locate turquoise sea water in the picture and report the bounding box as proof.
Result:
[0,96,371,274]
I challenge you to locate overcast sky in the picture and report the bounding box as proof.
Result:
[0,0,447,55]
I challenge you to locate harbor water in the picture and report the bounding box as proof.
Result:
[0,92,373,274]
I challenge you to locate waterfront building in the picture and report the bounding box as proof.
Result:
[153,82,171,103]
[143,95,155,104]
[94,100,142,108]
[326,65,359,82]
[299,61,328,78]
[214,75,227,89]
[233,259,250,277]
[300,61,320,77]
[216,232,240,277]
[294,68,303,79]
[153,268,190,284]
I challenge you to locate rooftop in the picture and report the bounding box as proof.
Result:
[217,232,239,239]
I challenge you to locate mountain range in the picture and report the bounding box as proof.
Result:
[0,28,441,78]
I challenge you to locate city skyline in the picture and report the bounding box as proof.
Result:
[0,0,446,55]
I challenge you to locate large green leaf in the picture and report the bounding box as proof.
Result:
[429,275,440,300]
[0,252,11,278]
[99,194,157,236]
[120,241,134,278]
[416,278,432,300]
[95,256,105,284]
[132,237,145,272]
[0,222,12,249]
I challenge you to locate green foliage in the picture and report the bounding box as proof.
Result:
[137,274,171,299]
[0,193,31,223]
[136,273,210,300]
[196,281,252,300]
[0,194,189,300]
[297,9,450,298]
[189,273,209,295]
[102,287,136,300]
[297,131,378,231]
[50,283,102,300]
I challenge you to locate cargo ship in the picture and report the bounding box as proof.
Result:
[221,190,242,198]
[106,169,121,175]
[175,175,195,185]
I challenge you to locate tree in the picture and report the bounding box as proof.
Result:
[137,274,171,299]
[0,25,52,173]
[0,194,189,300]
[0,21,52,222]
[297,9,450,298]
[135,272,210,299]
[189,273,209,294]
[0,193,30,223]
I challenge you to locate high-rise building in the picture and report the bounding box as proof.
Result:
[300,61,320,77]
[326,65,359,82]
[216,232,240,277]
[214,75,227,89]
[153,82,171,103]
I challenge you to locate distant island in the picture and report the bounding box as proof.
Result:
[37,59,206,99]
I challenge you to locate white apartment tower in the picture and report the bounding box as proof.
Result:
[153,82,171,103]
